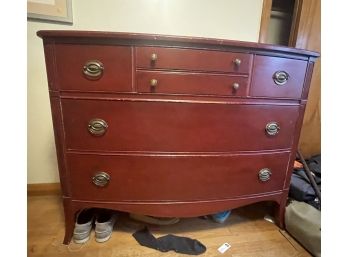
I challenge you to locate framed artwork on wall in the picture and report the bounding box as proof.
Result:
[27,0,73,24]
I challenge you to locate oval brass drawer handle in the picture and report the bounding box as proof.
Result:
[259,168,272,182]
[83,60,104,79]
[88,118,108,136]
[265,122,280,136]
[273,71,289,85]
[92,171,110,187]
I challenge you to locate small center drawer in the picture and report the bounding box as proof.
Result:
[136,46,252,74]
[137,71,248,97]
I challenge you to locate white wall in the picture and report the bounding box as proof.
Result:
[28,0,264,183]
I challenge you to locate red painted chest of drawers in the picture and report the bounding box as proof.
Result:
[37,30,319,244]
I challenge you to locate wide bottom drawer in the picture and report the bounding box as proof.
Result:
[67,151,290,201]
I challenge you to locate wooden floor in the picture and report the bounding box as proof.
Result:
[28,195,311,257]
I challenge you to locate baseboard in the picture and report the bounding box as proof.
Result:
[27,183,61,196]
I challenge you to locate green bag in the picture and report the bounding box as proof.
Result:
[285,200,321,257]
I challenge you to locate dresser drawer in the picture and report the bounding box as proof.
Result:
[67,151,289,201]
[54,44,132,92]
[137,71,248,96]
[250,56,307,99]
[136,47,252,73]
[62,99,299,152]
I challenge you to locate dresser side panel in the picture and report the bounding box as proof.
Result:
[42,41,58,91]
[282,58,316,190]
[283,104,307,190]
[49,96,71,196]
[301,61,315,100]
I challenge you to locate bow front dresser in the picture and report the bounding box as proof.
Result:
[37,30,319,244]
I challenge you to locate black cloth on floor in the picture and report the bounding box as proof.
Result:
[290,154,321,210]
[132,227,206,255]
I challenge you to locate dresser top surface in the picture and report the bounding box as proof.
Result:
[37,30,319,59]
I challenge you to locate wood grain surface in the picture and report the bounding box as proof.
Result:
[136,70,249,97]
[37,30,319,58]
[61,99,300,152]
[54,44,133,92]
[67,151,290,201]
[136,46,252,73]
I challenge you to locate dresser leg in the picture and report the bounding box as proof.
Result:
[275,193,288,229]
[62,198,76,245]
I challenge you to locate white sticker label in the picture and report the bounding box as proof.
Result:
[218,243,231,254]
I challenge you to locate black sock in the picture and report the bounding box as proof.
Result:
[132,227,206,255]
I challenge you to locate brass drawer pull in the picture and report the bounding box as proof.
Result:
[234,58,241,67]
[83,60,104,79]
[259,168,272,182]
[232,82,240,90]
[151,53,158,62]
[88,118,108,136]
[92,171,110,187]
[265,122,280,136]
[273,71,289,85]
[150,79,158,87]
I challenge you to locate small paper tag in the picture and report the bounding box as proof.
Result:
[218,243,231,254]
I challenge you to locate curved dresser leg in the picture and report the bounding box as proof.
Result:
[62,198,76,245]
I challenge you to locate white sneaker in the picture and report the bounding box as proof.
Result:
[95,210,118,243]
[73,209,95,244]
